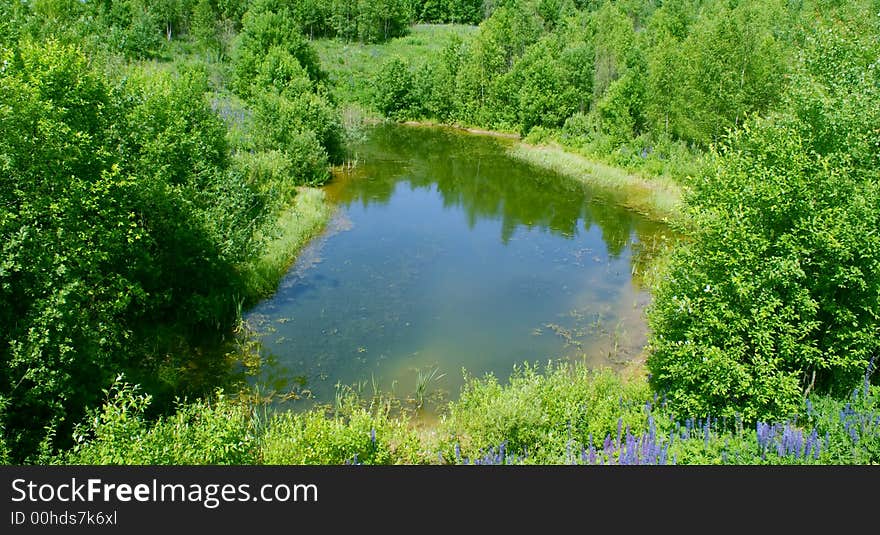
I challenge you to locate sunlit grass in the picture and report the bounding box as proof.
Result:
[243,187,333,302]
[507,142,685,224]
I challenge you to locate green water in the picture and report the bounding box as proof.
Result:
[245,124,670,410]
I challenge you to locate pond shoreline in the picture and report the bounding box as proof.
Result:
[245,123,670,415]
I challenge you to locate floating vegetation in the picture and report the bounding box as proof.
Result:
[543,323,584,350]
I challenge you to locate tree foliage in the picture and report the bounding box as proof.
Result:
[646,13,880,421]
[0,38,277,461]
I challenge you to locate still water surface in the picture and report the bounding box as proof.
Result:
[245,125,669,408]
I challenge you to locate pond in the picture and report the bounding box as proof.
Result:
[245,124,670,411]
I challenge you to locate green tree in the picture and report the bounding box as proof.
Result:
[1,41,138,458]
[496,35,579,133]
[647,20,880,421]
[373,57,417,120]
[232,3,324,97]
[676,0,788,145]
[190,0,220,53]
[0,40,269,461]
[644,31,684,137]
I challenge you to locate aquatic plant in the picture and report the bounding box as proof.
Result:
[415,367,445,409]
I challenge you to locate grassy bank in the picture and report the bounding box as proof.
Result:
[508,142,684,223]
[242,187,333,303]
[60,360,880,465]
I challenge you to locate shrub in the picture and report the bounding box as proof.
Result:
[373,57,416,121]
[65,378,259,465]
[646,30,880,421]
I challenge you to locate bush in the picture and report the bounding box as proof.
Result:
[373,57,416,121]
[251,92,334,183]
[233,150,297,203]
[64,378,259,465]
[253,46,314,98]
[232,4,323,97]
[0,40,271,461]
[646,32,880,421]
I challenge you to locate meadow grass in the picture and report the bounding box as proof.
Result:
[313,24,477,108]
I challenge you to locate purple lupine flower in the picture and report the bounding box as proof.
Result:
[756,422,770,451]
[703,417,711,446]
[786,425,803,458]
[624,428,637,465]
[370,428,376,445]
[805,398,813,416]
[454,443,461,463]
[805,428,818,460]
[780,424,791,456]
[616,418,623,448]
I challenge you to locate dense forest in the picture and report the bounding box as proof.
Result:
[1,0,878,464]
